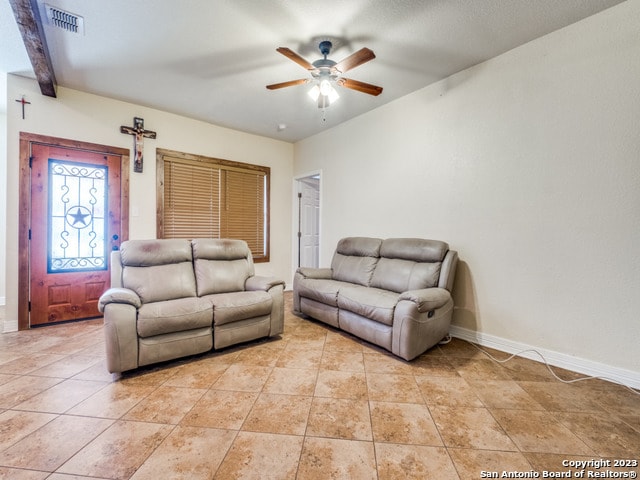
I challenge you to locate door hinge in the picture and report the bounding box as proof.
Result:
[298,192,302,198]
[29,156,33,168]
[28,229,31,240]
[28,301,31,312]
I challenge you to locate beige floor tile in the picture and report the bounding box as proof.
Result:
[0,354,65,375]
[314,369,368,400]
[407,355,460,378]
[161,360,230,389]
[232,344,283,367]
[13,379,108,414]
[28,355,103,378]
[214,431,303,480]
[242,393,312,435]
[369,401,442,446]
[320,350,365,372]
[70,359,117,383]
[554,411,640,457]
[375,443,458,480]
[130,426,236,480]
[277,345,323,369]
[490,409,594,455]
[496,355,558,382]
[518,381,608,412]
[430,406,517,451]
[438,338,485,359]
[468,379,545,410]
[366,373,423,403]
[0,415,113,472]
[363,352,414,375]
[306,397,372,440]
[0,410,57,452]
[212,364,272,392]
[297,437,377,480]
[416,375,483,407]
[123,385,207,424]
[584,384,640,417]
[67,382,157,419]
[448,357,512,381]
[0,466,49,479]
[448,448,533,480]
[324,331,366,353]
[263,366,317,396]
[1,294,634,479]
[57,420,173,479]
[181,389,258,429]
[0,376,62,409]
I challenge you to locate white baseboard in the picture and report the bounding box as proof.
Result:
[2,319,18,333]
[449,325,640,390]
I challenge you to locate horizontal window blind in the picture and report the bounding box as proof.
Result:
[159,151,269,261]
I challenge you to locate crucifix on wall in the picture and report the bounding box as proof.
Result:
[120,117,157,173]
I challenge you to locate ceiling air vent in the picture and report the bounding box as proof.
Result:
[45,4,84,34]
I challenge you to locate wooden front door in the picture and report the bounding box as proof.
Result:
[19,134,130,328]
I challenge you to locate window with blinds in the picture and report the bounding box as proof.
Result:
[157,149,269,262]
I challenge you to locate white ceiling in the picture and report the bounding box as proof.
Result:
[1,0,626,142]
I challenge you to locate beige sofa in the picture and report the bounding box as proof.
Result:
[98,238,285,373]
[293,237,458,361]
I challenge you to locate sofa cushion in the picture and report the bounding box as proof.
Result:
[337,285,400,326]
[380,238,449,262]
[192,239,254,295]
[331,237,382,286]
[121,239,197,303]
[137,297,213,337]
[370,258,442,293]
[206,291,273,326]
[124,263,197,303]
[295,278,349,307]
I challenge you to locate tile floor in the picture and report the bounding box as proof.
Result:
[0,293,638,479]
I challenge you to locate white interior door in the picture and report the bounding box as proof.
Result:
[297,175,320,268]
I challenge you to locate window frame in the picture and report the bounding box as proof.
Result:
[156,148,270,262]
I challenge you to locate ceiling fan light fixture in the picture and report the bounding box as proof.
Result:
[308,80,339,108]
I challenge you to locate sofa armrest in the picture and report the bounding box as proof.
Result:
[399,288,451,313]
[245,275,285,292]
[98,287,142,312]
[296,267,333,280]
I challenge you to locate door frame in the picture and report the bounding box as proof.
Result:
[18,132,130,330]
[293,170,322,274]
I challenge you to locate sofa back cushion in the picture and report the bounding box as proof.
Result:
[120,239,196,303]
[371,238,449,293]
[192,238,254,295]
[331,237,382,286]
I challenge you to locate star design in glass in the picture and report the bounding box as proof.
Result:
[68,207,91,227]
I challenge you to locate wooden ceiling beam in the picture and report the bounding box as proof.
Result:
[8,0,57,97]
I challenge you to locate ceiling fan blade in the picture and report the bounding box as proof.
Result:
[332,48,376,74]
[266,79,310,90]
[336,78,383,96]
[276,47,315,71]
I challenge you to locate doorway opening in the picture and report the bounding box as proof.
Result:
[295,172,321,270]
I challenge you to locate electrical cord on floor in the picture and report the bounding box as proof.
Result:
[439,334,640,395]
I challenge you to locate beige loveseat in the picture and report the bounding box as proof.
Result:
[98,238,285,373]
[293,237,458,361]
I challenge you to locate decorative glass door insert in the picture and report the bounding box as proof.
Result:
[48,159,108,273]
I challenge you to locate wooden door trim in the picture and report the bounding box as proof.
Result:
[18,132,130,330]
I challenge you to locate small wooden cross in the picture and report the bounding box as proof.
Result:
[120,117,157,173]
[15,96,31,119]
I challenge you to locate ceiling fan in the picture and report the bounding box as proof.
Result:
[266,40,383,108]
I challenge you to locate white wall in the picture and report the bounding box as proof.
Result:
[0,72,6,309]
[294,1,640,377]
[4,75,294,330]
